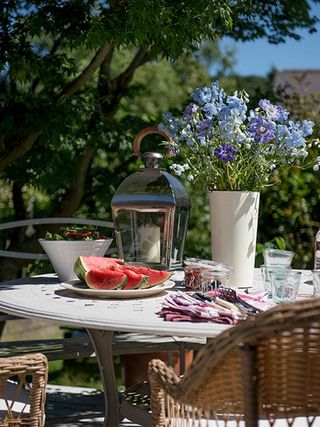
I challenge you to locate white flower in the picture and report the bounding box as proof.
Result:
[170,163,185,176]
[313,165,319,171]
[187,174,195,181]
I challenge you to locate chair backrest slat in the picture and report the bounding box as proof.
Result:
[0,218,114,231]
[0,218,115,260]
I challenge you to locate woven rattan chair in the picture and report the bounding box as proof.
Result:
[0,353,47,427]
[148,298,320,427]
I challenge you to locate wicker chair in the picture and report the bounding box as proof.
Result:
[148,298,320,427]
[0,353,47,427]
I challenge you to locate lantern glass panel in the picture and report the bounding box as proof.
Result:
[112,167,190,270]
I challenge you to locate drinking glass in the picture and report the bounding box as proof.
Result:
[260,264,291,293]
[270,270,302,304]
[263,248,294,267]
[312,270,320,297]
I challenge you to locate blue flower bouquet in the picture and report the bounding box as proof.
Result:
[159,82,318,191]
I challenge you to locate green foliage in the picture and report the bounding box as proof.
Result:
[230,0,320,43]
[1,0,320,279]
[44,226,106,240]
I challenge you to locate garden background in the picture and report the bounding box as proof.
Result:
[1,1,320,276]
[1,0,320,386]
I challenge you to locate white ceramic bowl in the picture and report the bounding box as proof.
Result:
[38,238,113,282]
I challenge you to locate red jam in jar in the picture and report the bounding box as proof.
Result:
[184,265,208,291]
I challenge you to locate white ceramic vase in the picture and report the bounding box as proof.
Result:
[209,191,260,288]
[39,238,113,282]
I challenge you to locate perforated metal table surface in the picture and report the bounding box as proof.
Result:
[0,270,313,426]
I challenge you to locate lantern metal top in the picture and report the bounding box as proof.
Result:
[133,126,173,158]
[141,152,163,168]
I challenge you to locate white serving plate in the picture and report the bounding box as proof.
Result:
[60,279,175,299]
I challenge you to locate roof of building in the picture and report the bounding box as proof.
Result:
[273,69,320,96]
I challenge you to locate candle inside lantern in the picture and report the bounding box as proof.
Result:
[138,223,161,263]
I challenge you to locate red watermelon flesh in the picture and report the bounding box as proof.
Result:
[122,270,148,290]
[74,256,123,283]
[121,265,171,287]
[77,256,123,271]
[85,269,127,290]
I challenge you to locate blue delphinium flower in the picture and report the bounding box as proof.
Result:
[163,112,174,122]
[218,105,231,121]
[158,112,180,137]
[276,124,290,142]
[259,99,289,123]
[227,95,247,117]
[301,120,314,137]
[166,145,180,156]
[192,87,212,105]
[211,82,220,100]
[183,103,198,121]
[157,80,317,191]
[196,118,212,137]
[197,136,207,146]
[219,119,240,143]
[284,121,307,149]
[203,103,217,118]
[249,116,276,143]
[214,143,236,162]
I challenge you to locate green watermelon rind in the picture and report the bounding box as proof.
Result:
[122,271,149,290]
[84,271,127,290]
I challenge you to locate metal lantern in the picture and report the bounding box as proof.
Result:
[111,127,191,270]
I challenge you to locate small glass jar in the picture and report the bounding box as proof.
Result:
[184,261,233,292]
[184,265,208,291]
[200,266,232,292]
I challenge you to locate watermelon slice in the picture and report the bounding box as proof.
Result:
[121,265,171,287]
[74,256,171,291]
[74,256,123,283]
[85,269,127,290]
[122,270,148,290]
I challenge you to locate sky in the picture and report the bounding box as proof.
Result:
[222,5,320,77]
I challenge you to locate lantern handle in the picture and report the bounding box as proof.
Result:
[133,127,173,157]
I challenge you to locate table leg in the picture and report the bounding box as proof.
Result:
[87,329,120,427]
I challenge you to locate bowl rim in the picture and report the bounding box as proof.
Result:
[38,238,112,243]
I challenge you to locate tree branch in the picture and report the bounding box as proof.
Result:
[0,131,41,171]
[0,44,114,173]
[55,145,97,217]
[113,47,150,90]
[32,38,61,94]
[57,43,114,104]
[98,45,114,99]
[102,47,150,118]
[55,47,150,216]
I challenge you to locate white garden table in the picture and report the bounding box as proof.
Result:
[0,270,314,426]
